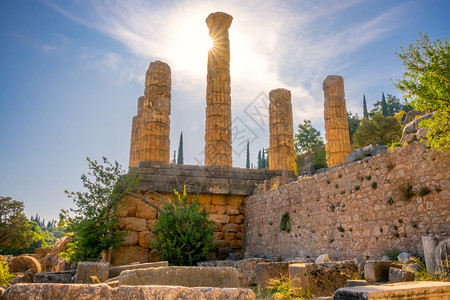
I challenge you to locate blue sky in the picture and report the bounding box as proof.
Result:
[1,0,449,222]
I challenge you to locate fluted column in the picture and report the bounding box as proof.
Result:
[323,75,352,167]
[269,89,295,170]
[129,61,171,166]
[204,12,233,167]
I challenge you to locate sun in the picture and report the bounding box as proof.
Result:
[168,15,214,74]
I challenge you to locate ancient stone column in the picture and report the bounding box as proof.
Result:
[323,75,352,167]
[269,88,295,170]
[129,61,171,167]
[204,12,233,167]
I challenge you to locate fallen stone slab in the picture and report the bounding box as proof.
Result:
[289,261,358,297]
[333,281,450,299]
[34,270,76,283]
[346,280,385,287]
[118,266,241,287]
[198,258,272,286]
[389,267,415,283]
[75,262,110,283]
[364,260,401,282]
[109,261,168,278]
[8,255,41,273]
[255,262,289,289]
[3,283,255,300]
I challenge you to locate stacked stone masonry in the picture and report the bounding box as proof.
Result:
[269,88,295,171]
[205,12,233,167]
[245,142,449,260]
[129,61,171,166]
[323,75,352,167]
[111,163,291,265]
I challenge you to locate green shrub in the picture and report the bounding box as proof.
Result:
[383,248,401,261]
[280,212,291,232]
[152,187,215,266]
[0,259,15,286]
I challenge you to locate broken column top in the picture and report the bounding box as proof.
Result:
[206,12,233,35]
[323,75,343,90]
[145,60,171,89]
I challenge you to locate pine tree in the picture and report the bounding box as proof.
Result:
[381,92,388,117]
[177,132,184,164]
[363,95,368,119]
[261,148,266,169]
[245,141,250,169]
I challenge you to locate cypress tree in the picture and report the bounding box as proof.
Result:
[246,141,250,169]
[381,92,388,117]
[177,132,184,164]
[172,151,176,164]
[257,150,262,169]
[363,95,368,119]
[261,148,266,169]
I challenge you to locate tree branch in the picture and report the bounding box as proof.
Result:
[128,192,164,214]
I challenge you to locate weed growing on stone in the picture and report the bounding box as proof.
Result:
[371,181,378,189]
[354,185,360,191]
[398,181,415,201]
[280,212,291,233]
[337,226,345,232]
[419,186,431,197]
[387,197,394,205]
[0,258,15,286]
[258,276,312,300]
[386,162,395,171]
[366,175,372,181]
[383,248,401,261]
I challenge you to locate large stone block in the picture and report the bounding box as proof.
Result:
[110,246,149,266]
[364,260,402,282]
[9,255,41,273]
[34,270,76,283]
[389,267,415,283]
[289,261,358,297]
[3,283,112,300]
[109,261,168,278]
[118,266,241,288]
[75,262,110,284]
[255,262,289,289]
[119,217,147,231]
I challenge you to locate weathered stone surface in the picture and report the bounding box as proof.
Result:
[389,267,415,283]
[269,88,294,171]
[323,75,352,167]
[289,261,358,297]
[255,262,289,289]
[16,268,35,283]
[423,235,439,274]
[75,262,110,283]
[119,217,147,231]
[345,145,388,163]
[35,248,51,260]
[122,231,139,246]
[205,12,233,167]
[417,127,429,140]
[315,254,331,263]
[34,271,76,283]
[138,231,154,248]
[435,237,450,274]
[129,60,171,166]
[110,246,149,266]
[118,266,240,288]
[3,283,112,300]
[334,281,450,300]
[3,283,256,300]
[109,261,168,278]
[364,260,401,282]
[9,255,41,273]
[397,252,413,263]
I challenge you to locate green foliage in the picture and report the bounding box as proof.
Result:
[311,146,327,170]
[369,94,407,117]
[63,157,139,262]
[383,248,401,261]
[337,226,345,233]
[257,148,268,169]
[152,187,215,266]
[261,276,312,300]
[398,180,415,201]
[347,111,361,144]
[246,141,250,169]
[294,120,324,154]
[419,186,431,197]
[0,259,15,286]
[280,212,291,232]
[177,132,184,164]
[394,33,450,151]
[388,142,403,150]
[381,92,388,117]
[0,196,33,254]
[352,114,403,149]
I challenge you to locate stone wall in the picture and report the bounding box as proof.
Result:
[245,142,449,260]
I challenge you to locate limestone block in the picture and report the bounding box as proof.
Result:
[137,231,154,248]
[364,260,401,282]
[148,249,160,262]
[108,261,168,278]
[75,262,110,284]
[135,200,157,219]
[389,267,415,283]
[315,254,331,263]
[423,236,439,274]
[121,231,138,246]
[435,237,450,274]
[9,255,41,273]
[417,127,429,140]
[223,223,241,232]
[118,266,240,287]
[209,214,230,224]
[289,261,358,297]
[119,217,147,232]
[117,196,138,217]
[35,248,52,260]
[110,246,149,266]
[34,271,76,283]
[255,262,289,289]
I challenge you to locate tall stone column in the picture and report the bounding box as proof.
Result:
[323,75,352,167]
[204,12,233,167]
[269,88,295,170]
[129,61,171,167]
